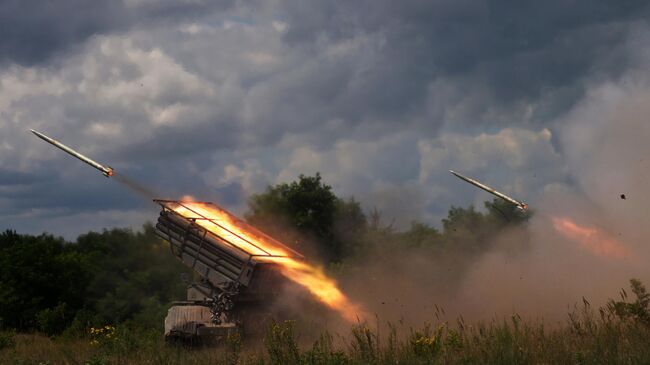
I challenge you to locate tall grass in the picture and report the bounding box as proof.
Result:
[2,280,650,364]
[2,307,649,365]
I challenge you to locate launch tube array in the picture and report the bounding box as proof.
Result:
[155,209,256,288]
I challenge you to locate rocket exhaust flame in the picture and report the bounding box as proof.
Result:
[261,257,364,323]
[551,217,629,259]
[29,129,364,321]
[169,200,365,323]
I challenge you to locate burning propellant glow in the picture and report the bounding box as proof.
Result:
[551,217,629,259]
[169,199,364,323]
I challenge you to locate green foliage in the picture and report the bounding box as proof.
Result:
[4,287,650,364]
[401,198,531,256]
[303,332,349,365]
[0,225,188,335]
[89,325,118,348]
[0,230,89,331]
[350,324,378,364]
[37,303,69,336]
[84,354,110,365]
[264,321,300,365]
[350,197,531,263]
[402,222,440,248]
[607,278,650,326]
[0,174,534,341]
[0,329,15,350]
[441,205,495,254]
[247,174,530,265]
[247,173,366,262]
[225,331,243,365]
[408,324,443,360]
[484,198,531,226]
[75,224,188,327]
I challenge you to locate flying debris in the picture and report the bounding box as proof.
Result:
[449,170,528,211]
[30,129,113,177]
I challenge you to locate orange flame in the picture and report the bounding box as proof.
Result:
[170,200,364,322]
[261,256,365,323]
[551,217,629,259]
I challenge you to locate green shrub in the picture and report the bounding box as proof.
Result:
[225,331,243,365]
[304,332,349,365]
[37,303,70,336]
[350,324,378,364]
[84,354,110,365]
[0,329,15,350]
[265,321,301,365]
[607,278,650,326]
[408,324,443,359]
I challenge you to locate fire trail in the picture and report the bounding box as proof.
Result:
[447,169,630,260]
[155,199,364,326]
[551,216,629,259]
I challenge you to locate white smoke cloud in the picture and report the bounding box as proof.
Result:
[448,29,650,321]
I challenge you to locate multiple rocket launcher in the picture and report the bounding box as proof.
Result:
[30,129,529,332]
[29,129,528,211]
[29,130,300,332]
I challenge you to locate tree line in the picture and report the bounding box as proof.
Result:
[0,173,530,335]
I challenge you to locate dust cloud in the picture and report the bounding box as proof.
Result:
[330,72,650,329]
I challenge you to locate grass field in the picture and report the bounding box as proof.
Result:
[2,300,650,365]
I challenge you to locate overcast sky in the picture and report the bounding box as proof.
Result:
[1,0,649,239]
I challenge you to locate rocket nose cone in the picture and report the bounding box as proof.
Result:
[30,129,49,140]
[30,129,44,137]
[30,130,57,146]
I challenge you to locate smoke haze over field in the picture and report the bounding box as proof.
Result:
[453,73,650,321]
[334,69,650,325]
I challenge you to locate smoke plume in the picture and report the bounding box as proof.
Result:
[112,172,160,202]
[328,47,650,329]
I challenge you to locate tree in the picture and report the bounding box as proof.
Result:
[0,226,189,334]
[484,198,531,226]
[0,230,90,331]
[440,205,487,253]
[246,173,367,262]
[402,222,440,248]
[75,225,188,327]
[439,198,532,254]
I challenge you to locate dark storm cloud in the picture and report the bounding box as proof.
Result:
[116,0,650,159]
[0,173,139,213]
[279,0,650,123]
[3,0,650,237]
[0,168,42,185]
[115,117,242,161]
[0,0,121,65]
[0,0,234,66]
